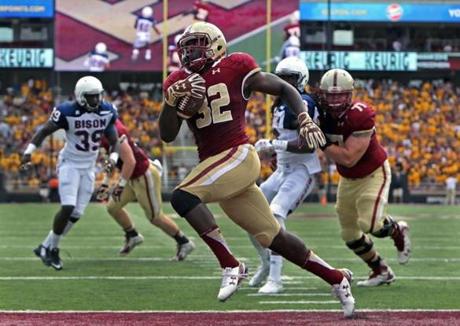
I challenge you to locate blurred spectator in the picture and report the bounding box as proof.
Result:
[84,42,110,72]
[445,175,457,205]
[193,0,210,22]
[390,162,409,203]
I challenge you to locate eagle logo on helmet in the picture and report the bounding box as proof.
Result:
[177,22,227,72]
[319,69,354,119]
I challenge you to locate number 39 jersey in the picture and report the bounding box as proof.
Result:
[164,52,260,161]
[50,101,118,168]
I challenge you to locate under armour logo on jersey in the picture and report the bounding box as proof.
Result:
[212,68,220,75]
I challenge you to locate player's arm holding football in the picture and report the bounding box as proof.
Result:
[160,73,205,142]
[245,72,325,149]
[21,109,63,169]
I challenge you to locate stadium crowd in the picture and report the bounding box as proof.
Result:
[0,78,459,191]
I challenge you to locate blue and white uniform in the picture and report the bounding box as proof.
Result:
[49,101,117,216]
[133,16,156,48]
[86,50,109,72]
[260,93,321,219]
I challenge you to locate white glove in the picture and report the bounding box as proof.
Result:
[254,139,273,153]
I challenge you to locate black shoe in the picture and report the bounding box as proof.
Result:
[33,245,51,267]
[49,248,63,271]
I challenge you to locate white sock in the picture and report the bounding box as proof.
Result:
[249,234,270,267]
[269,253,283,283]
[62,220,75,236]
[132,49,139,59]
[48,232,61,249]
[42,230,53,248]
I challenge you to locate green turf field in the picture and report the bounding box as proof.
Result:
[0,203,459,311]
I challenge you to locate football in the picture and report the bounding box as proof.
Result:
[176,93,205,119]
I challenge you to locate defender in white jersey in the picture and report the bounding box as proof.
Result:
[84,42,110,72]
[132,6,161,61]
[21,76,119,270]
[249,57,322,294]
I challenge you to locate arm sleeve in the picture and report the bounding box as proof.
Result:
[48,106,68,130]
[230,52,261,100]
[107,104,119,126]
[350,106,376,134]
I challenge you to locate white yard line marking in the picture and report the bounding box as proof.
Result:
[259,301,338,304]
[239,287,318,291]
[1,276,460,281]
[248,293,330,297]
[0,309,459,313]
[2,257,460,262]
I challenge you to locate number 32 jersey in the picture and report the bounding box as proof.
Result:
[50,101,118,168]
[164,52,260,161]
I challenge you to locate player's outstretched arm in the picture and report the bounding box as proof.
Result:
[322,132,372,168]
[245,72,305,116]
[21,120,60,168]
[104,122,120,167]
[245,72,326,149]
[159,103,183,142]
[118,136,136,182]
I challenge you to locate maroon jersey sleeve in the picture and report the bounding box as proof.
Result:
[347,102,376,134]
[336,102,387,178]
[227,52,261,99]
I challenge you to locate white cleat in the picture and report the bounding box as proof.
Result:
[258,279,283,294]
[357,266,395,287]
[119,234,144,256]
[248,264,269,287]
[217,263,247,302]
[173,240,196,261]
[393,221,411,264]
[332,269,355,318]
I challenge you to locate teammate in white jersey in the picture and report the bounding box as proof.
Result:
[21,76,119,270]
[132,6,161,61]
[249,57,322,294]
[84,42,110,72]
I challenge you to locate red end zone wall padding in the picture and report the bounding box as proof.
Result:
[1,311,460,326]
[55,0,298,71]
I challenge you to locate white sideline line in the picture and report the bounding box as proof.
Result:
[4,243,460,251]
[1,276,460,281]
[0,309,459,313]
[248,293,330,297]
[2,245,460,250]
[2,257,460,262]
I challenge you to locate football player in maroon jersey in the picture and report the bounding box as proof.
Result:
[317,68,411,287]
[159,22,355,317]
[98,119,195,260]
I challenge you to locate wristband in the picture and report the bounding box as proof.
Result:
[109,152,119,163]
[271,140,288,151]
[24,143,37,155]
[118,178,127,187]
